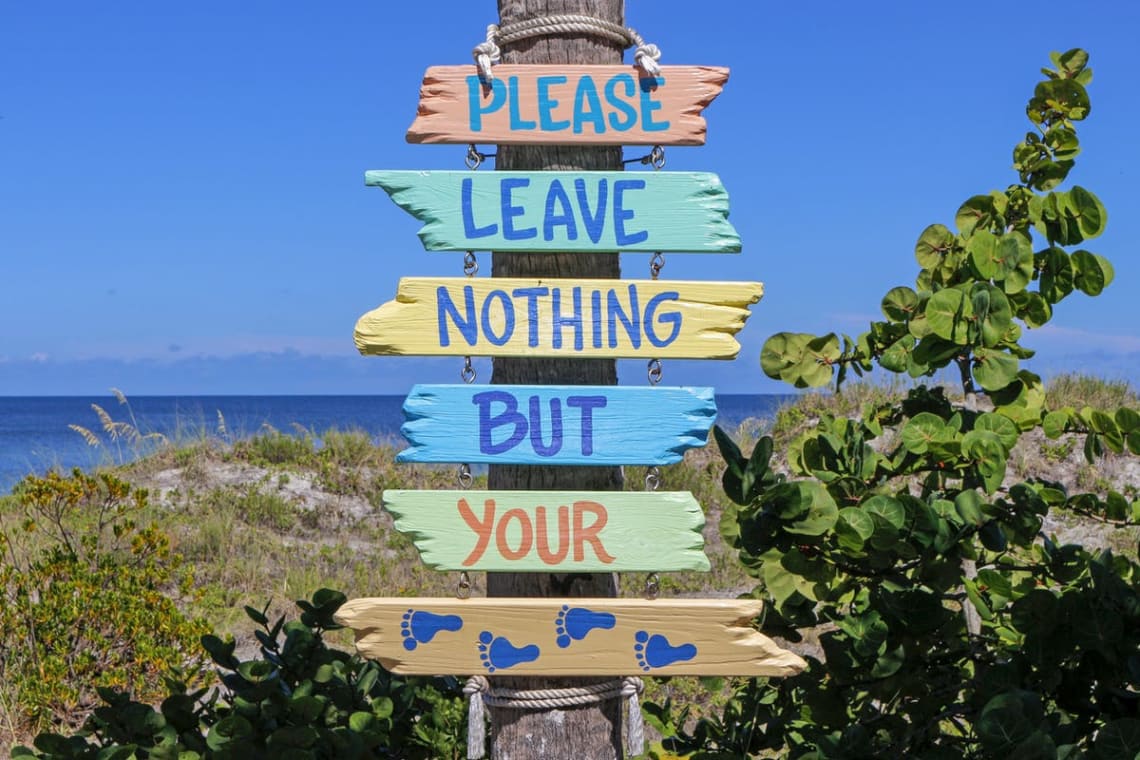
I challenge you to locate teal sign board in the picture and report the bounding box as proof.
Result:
[365,170,741,253]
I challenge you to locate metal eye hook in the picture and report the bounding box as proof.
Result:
[647,358,663,385]
[461,357,476,383]
[458,463,473,489]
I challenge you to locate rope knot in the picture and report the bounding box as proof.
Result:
[471,16,663,81]
[472,24,501,81]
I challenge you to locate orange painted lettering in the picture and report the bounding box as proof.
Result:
[535,505,570,565]
[459,497,495,566]
[573,500,615,563]
[497,508,534,560]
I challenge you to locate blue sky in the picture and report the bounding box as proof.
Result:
[2,2,1138,395]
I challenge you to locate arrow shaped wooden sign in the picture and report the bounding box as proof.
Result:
[365,170,740,253]
[399,385,715,465]
[354,277,763,359]
[335,597,806,677]
[384,490,709,572]
[406,65,729,146]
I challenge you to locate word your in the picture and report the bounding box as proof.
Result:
[457,497,616,567]
[468,73,669,135]
[461,176,647,245]
[473,390,605,457]
[437,283,681,351]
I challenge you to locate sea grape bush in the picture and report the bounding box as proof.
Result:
[647,50,1140,758]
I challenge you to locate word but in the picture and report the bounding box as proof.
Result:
[473,390,605,457]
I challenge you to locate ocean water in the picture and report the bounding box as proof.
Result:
[0,393,791,494]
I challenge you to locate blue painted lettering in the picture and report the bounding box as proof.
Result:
[543,180,577,242]
[572,76,606,134]
[613,179,648,246]
[528,396,563,457]
[474,390,526,455]
[552,287,584,351]
[566,396,606,455]
[481,289,516,346]
[511,287,548,347]
[437,285,477,347]
[462,177,497,239]
[607,285,641,349]
[507,77,536,130]
[537,75,571,131]
[474,391,604,458]
[574,178,607,244]
[500,178,537,240]
[645,291,682,347]
[604,74,638,131]
[639,77,669,132]
[467,75,505,132]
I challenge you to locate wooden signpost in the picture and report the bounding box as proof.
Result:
[334,597,807,676]
[354,277,763,359]
[343,21,801,757]
[406,65,730,146]
[398,384,716,465]
[365,170,741,253]
[383,490,709,572]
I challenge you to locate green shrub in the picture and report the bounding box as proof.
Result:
[15,589,468,759]
[0,470,210,737]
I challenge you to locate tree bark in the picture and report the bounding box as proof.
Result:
[486,0,626,757]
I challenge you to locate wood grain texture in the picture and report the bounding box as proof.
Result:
[398,384,715,465]
[407,65,729,146]
[353,277,763,359]
[383,489,709,572]
[336,597,806,677]
[364,170,741,253]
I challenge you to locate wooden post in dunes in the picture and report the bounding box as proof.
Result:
[486,0,626,757]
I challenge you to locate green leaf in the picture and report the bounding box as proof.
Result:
[927,288,972,344]
[975,285,1013,347]
[836,507,875,553]
[1094,718,1140,760]
[881,286,919,322]
[957,195,996,237]
[968,229,1001,279]
[1066,185,1107,239]
[879,335,915,373]
[915,224,956,268]
[955,490,985,526]
[1042,410,1070,439]
[782,484,839,536]
[975,412,1020,450]
[760,332,808,381]
[901,412,947,454]
[973,347,1020,391]
[1038,247,1075,304]
[863,495,906,551]
[1072,250,1114,295]
[1115,407,1140,433]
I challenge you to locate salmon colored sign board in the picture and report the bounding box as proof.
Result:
[335,597,807,677]
[353,277,763,360]
[406,65,729,146]
[384,490,709,572]
[364,170,740,253]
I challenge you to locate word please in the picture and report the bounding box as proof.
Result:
[437,283,681,350]
[458,498,616,566]
[467,73,669,134]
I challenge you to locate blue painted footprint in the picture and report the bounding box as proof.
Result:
[555,604,616,648]
[478,630,540,673]
[400,609,463,651]
[633,630,697,672]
